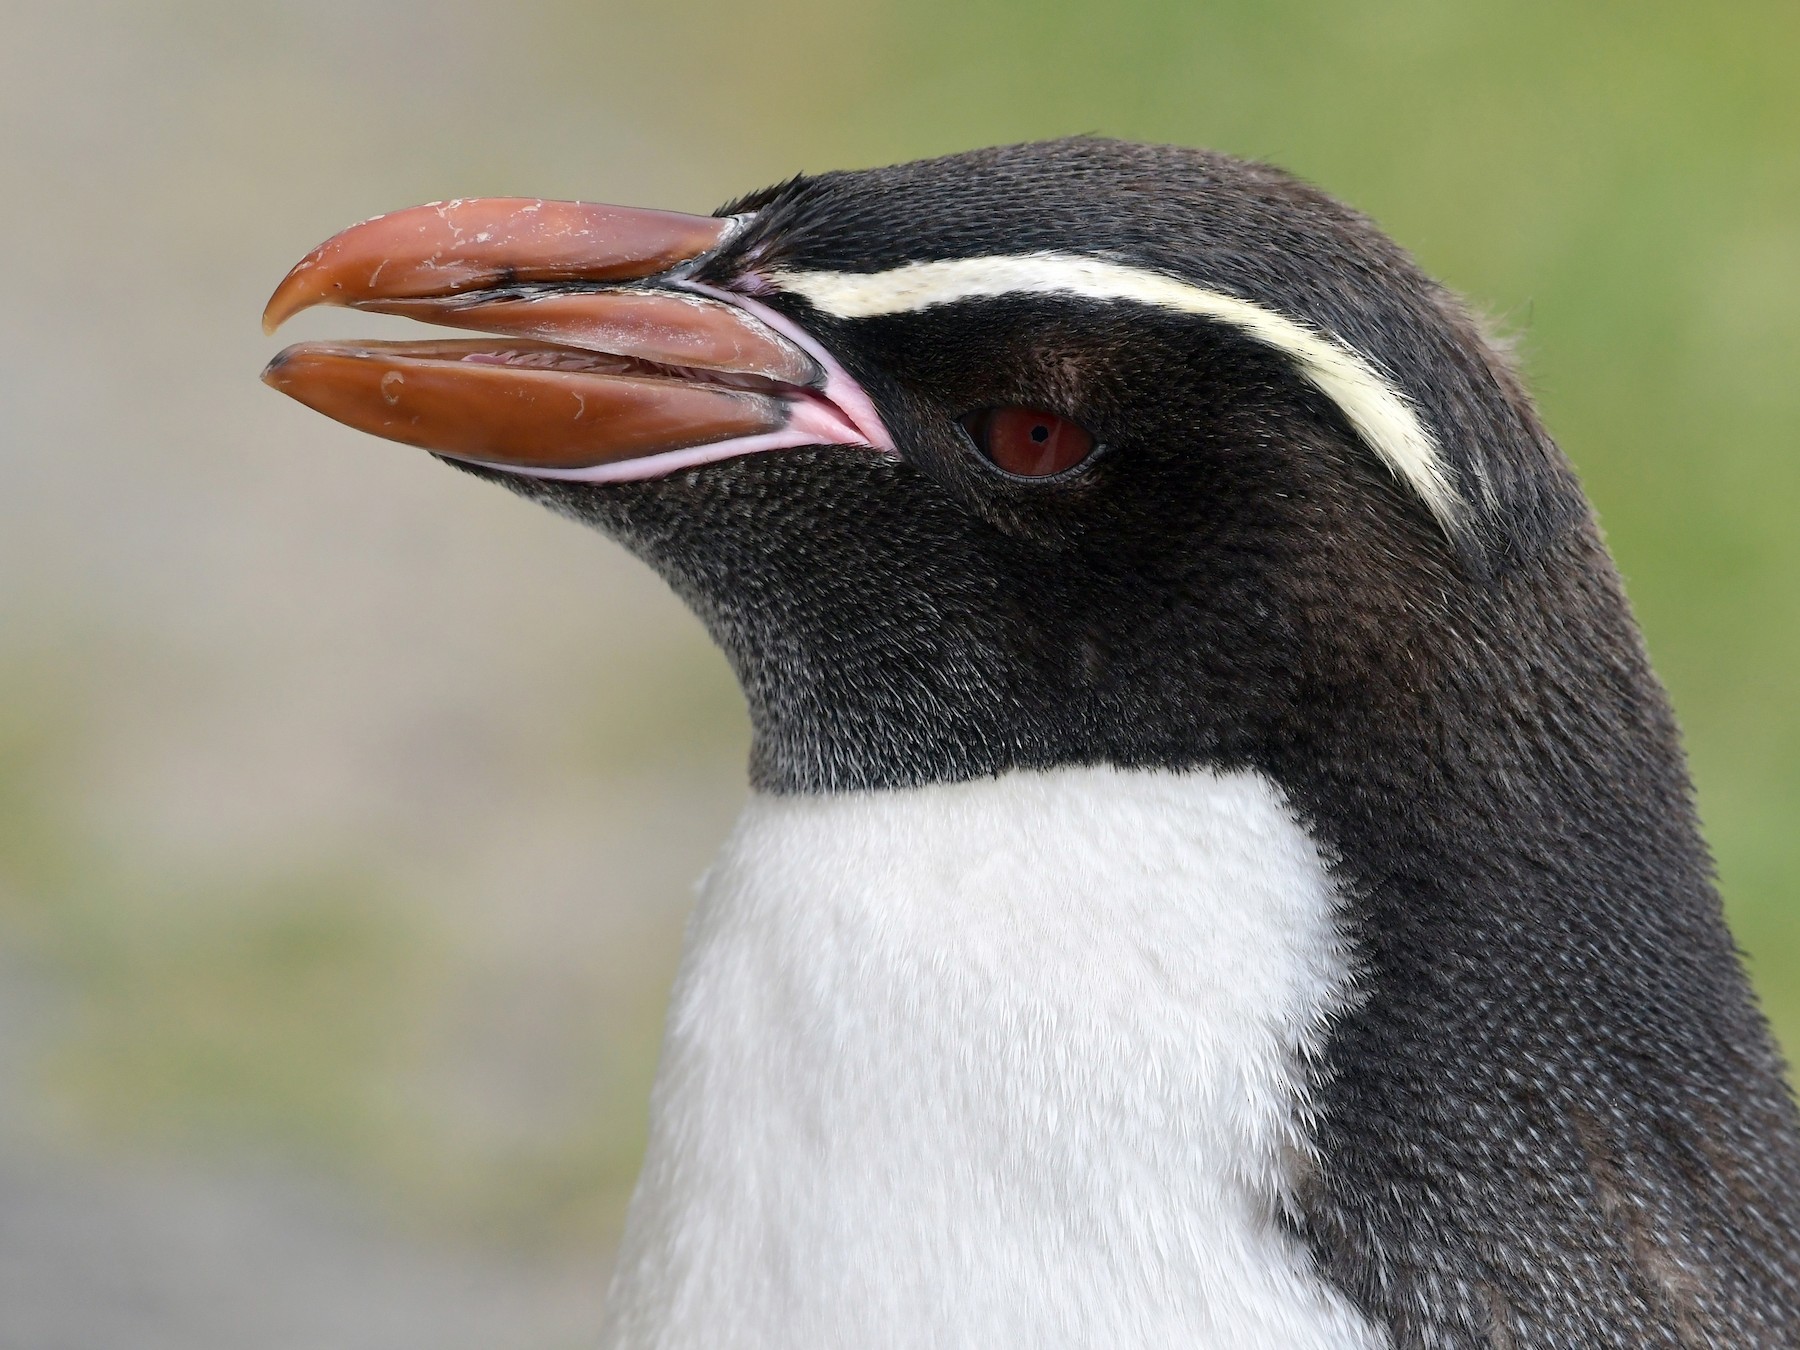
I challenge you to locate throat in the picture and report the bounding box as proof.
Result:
[603,766,1382,1349]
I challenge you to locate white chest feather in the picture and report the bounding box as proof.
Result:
[602,767,1385,1350]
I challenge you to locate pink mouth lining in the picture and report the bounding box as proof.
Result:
[686,282,896,455]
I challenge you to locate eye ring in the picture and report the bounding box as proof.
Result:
[959,407,1098,479]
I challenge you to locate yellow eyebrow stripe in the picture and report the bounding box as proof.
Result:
[768,253,1459,533]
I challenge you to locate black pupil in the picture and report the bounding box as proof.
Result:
[1030,423,1050,442]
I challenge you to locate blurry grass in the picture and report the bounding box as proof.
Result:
[49,871,422,1163]
[0,649,668,1250]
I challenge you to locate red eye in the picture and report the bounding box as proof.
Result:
[961,407,1096,478]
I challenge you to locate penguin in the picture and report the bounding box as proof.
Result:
[261,138,1800,1348]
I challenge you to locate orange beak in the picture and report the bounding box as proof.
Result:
[261,198,891,479]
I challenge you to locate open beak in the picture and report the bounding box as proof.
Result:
[261,198,892,480]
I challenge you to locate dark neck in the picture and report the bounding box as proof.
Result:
[1283,527,1800,1345]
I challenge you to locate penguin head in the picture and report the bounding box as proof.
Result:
[262,138,1588,790]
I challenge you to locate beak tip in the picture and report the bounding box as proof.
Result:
[261,280,311,335]
[260,348,297,388]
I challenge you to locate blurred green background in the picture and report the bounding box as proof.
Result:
[2,1,1795,1344]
